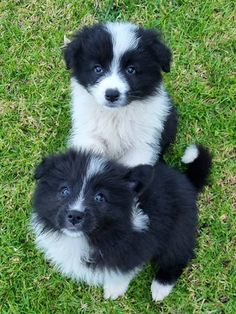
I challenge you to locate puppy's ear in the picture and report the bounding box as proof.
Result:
[144,29,172,73]
[63,41,78,70]
[34,157,53,180]
[63,42,73,70]
[153,39,172,73]
[124,165,154,195]
[63,33,83,70]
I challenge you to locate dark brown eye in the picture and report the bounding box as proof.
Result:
[94,192,106,203]
[126,65,136,75]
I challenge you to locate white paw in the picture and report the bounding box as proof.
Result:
[103,284,127,300]
[151,280,174,301]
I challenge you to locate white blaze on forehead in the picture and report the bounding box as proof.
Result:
[105,22,139,58]
[86,155,107,179]
[89,23,139,107]
[70,155,107,212]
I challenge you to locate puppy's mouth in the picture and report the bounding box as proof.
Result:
[60,210,96,237]
[103,95,131,108]
[103,92,143,108]
[61,228,84,238]
[104,100,128,108]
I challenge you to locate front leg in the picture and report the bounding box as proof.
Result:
[103,270,135,300]
[119,146,157,167]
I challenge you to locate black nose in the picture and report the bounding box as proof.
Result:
[66,210,84,226]
[105,89,120,102]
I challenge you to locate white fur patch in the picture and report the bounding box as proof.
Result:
[31,214,138,293]
[69,197,85,212]
[103,269,138,300]
[151,280,174,301]
[69,155,106,212]
[131,202,149,232]
[61,228,83,238]
[181,144,199,164]
[87,155,106,179]
[31,214,103,285]
[105,22,138,58]
[69,79,170,166]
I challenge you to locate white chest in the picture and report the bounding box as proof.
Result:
[35,230,104,286]
[69,80,170,162]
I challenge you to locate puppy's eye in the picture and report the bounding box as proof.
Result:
[94,192,106,203]
[94,65,103,74]
[60,187,70,198]
[126,66,136,75]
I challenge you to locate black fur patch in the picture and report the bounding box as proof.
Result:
[64,24,113,87]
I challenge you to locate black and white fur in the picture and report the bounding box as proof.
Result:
[31,145,211,301]
[64,22,177,166]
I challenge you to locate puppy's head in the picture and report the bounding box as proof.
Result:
[33,150,153,238]
[64,22,171,108]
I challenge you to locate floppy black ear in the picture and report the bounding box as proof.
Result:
[63,42,73,70]
[34,157,53,180]
[63,39,79,70]
[153,38,172,73]
[124,165,154,195]
[144,29,172,73]
[63,32,83,70]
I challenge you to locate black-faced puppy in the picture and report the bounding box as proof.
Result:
[64,22,177,166]
[31,145,211,301]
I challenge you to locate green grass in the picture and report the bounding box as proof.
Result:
[1,0,235,313]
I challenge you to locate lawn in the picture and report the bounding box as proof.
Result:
[0,0,235,313]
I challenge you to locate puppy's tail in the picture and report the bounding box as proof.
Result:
[181,144,212,192]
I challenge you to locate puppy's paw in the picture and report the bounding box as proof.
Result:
[151,280,174,301]
[103,284,127,300]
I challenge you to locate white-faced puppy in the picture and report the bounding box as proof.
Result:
[64,22,177,166]
[31,145,211,301]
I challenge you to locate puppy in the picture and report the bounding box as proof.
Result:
[64,22,177,166]
[31,145,211,301]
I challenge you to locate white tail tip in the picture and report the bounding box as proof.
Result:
[181,144,199,164]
